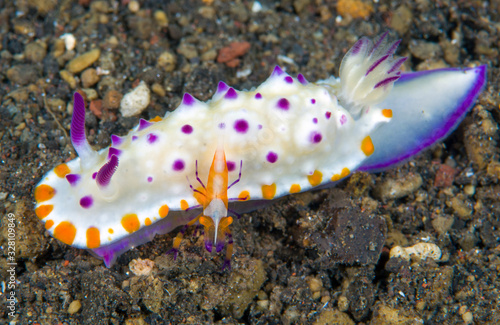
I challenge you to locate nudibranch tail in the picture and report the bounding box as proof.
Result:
[71,93,99,169]
[339,32,406,115]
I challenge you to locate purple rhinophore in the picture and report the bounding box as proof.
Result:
[66,174,81,186]
[350,38,367,55]
[111,135,123,146]
[234,119,249,133]
[312,118,318,124]
[374,76,400,89]
[225,88,238,99]
[325,111,331,119]
[182,93,196,106]
[271,65,284,77]
[80,195,93,209]
[258,124,262,129]
[369,31,388,55]
[217,81,229,93]
[172,159,185,171]
[107,147,122,159]
[218,122,226,129]
[277,98,290,110]
[310,131,322,144]
[387,57,408,74]
[266,151,278,163]
[92,172,97,179]
[147,133,158,144]
[181,124,193,134]
[147,176,153,183]
[297,73,308,85]
[226,160,236,172]
[132,135,138,141]
[255,92,262,99]
[365,54,389,76]
[311,98,316,104]
[96,154,119,188]
[138,119,153,131]
[70,93,87,149]
[340,114,347,125]
[284,76,293,84]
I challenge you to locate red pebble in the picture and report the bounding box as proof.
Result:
[434,164,458,187]
[217,41,251,66]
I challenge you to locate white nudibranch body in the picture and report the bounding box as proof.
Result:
[34,33,486,268]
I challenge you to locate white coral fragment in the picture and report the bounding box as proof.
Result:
[120,81,151,117]
[338,32,407,116]
[390,242,442,261]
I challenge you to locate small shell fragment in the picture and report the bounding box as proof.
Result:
[390,242,442,261]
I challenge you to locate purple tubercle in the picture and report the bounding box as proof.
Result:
[66,174,81,186]
[138,119,153,131]
[70,93,87,149]
[227,161,236,172]
[182,93,196,106]
[96,154,119,188]
[310,131,322,143]
[217,81,229,93]
[218,122,226,129]
[311,99,316,104]
[80,195,93,209]
[225,88,238,99]
[147,133,158,144]
[234,119,249,133]
[132,135,138,141]
[325,111,331,119]
[255,93,262,99]
[374,76,400,89]
[340,114,347,125]
[297,73,308,85]
[312,118,318,124]
[173,159,185,171]
[366,54,389,76]
[107,147,122,159]
[271,65,284,77]
[266,151,278,163]
[181,124,193,134]
[284,76,293,84]
[111,135,123,146]
[277,98,290,110]
[92,172,97,179]
[147,176,153,183]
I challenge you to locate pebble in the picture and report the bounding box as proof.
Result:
[390,242,442,261]
[129,258,155,276]
[374,172,423,200]
[336,0,373,19]
[431,216,454,236]
[151,83,166,97]
[102,90,123,110]
[128,1,140,13]
[120,81,151,117]
[462,311,473,324]
[156,51,177,72]
[154,10,168,27]
[217,41,251,67]
[390,5,413,34]
[60,33,76,51]
[409,40,442,60]
[67,300,81,314]
[177,42,198,60]
[6,65,39,86]
[66,48,101,74]
[52,38,66,58]
[434,164,458,187]
[25,41,47,63]
[81,68,100,88]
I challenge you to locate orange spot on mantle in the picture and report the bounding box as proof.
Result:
[361,136,375,156]
[307,170,323,187]
[54,164,71,178]
[121,213,140,233]
[159,205,169,218]
[34,184,56,203]
[54,221,77,245]
[86,227,100,249]
[35,205,53,219]
[261,183,276,200]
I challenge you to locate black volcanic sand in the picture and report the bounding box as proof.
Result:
[1,1,499,324]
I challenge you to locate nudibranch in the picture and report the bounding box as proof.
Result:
[34,33,486,268]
